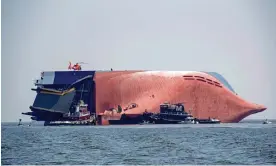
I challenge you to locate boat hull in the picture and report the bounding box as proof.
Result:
[95,71,266,124]
[23,70,267,125]
[197,120,220,124]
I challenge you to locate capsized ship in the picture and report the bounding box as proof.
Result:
[22,69,267,125]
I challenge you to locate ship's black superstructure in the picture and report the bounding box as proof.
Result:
[148,103,195,124]
[108,103,196,125]
[22,71,96,121]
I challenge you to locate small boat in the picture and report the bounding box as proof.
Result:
[44,101,97,126]
[263,119,272,124]
[197,118,220,124]
[63,101,91,121]
[178,117,198,124]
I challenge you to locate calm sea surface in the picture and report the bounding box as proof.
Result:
[1,120,276,165]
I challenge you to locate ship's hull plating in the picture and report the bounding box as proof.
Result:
[95,71,266,125]
[23,70,266,125]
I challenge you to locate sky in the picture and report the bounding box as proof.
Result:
[1,0,276,122]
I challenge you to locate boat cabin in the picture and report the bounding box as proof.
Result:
[160,103,189,115]
[157,103,193,120]
[63,100,90,120]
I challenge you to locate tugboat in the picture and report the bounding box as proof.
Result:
[64,100,91,121]
[149,103,196,124]
[44,100,96,126]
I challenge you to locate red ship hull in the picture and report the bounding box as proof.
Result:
[94,71,266,125]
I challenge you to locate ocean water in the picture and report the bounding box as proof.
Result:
[1,121,276,165]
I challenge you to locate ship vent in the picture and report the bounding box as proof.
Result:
[183,75,222,88]
[183,75,194,78]
[194,76,205,79]
[196,78,206,82]
[184,78,195,80]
